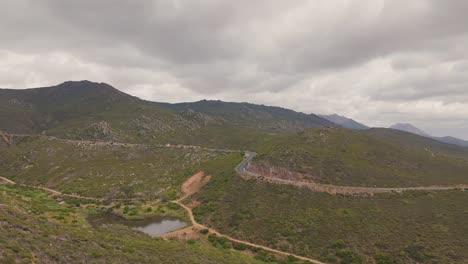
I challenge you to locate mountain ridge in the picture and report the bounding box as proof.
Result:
[319,114,369,130]
[0,81,334,147]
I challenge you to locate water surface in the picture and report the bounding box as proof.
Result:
[88,212,187,237]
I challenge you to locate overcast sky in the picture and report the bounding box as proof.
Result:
[1,1,468,139]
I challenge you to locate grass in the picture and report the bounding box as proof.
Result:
[192,154,468,263]
[253,127,468,187]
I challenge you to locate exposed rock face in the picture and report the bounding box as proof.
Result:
[246,162,316,182]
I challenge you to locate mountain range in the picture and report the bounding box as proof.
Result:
[318,115,468,147]
[0,81,334,148]
[2,80,466,147]
[389,122,468,147]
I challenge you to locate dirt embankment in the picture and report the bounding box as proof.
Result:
[246,162,313,182]
[180,171,211,200]
[0,130,12,146]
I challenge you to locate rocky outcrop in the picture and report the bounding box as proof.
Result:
[71,121,117,141]
[246,162,314,182]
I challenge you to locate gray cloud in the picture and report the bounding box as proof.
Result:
[0,0,468,139]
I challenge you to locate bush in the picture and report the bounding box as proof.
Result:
[208,234,232,249]
[167,203,180,210]
[123,206,129,214]
[233,242,247,251]
[332,239,347,249]
[374,253,400,264]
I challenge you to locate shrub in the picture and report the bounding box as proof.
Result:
[233,242,248,251]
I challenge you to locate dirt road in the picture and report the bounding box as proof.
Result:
[0,176,140,202]
[168,172,326,264]
[236,152,468,195]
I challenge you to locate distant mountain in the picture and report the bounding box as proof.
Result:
[319,114,369,130]
[389,123,468,147]
[389,123,431,137]
[434,136,468,147]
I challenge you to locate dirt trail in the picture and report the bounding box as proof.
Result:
[165,172,325,264]
[0,176,15,185]
[0,176,139,202]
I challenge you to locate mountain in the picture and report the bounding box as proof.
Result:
[434,136,468,147]
[157,100,334,131]
[0,80,137,134]
[389,123,431,137]
[319,114,369,130]
[389,123,468,147]
[0,81,334,147]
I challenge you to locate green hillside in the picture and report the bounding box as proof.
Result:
[253,127,468,187]
[192,154,468,264]
[0,184,265,264]
[0,136,225,199]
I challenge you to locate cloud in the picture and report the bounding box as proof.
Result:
[0,0,468,139]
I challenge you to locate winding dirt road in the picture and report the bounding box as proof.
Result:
[167,172,326,264]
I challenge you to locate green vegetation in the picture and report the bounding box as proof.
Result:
[192,154,468,263]
[0,137,222,198]
[0,184,265,264]
[254,127,468,187]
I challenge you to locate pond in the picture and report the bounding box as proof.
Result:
[87,212,188,237]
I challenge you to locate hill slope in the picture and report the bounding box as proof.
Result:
[0,184,265,264]
[253,127,468,187]
[192,155,468,263]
